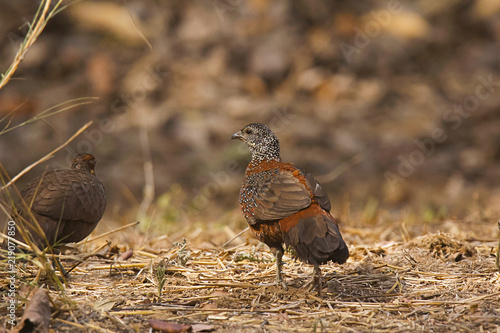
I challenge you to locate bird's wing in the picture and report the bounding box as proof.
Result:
[19,170,106,224]
[242,169,312,222]
[303,172,331,212]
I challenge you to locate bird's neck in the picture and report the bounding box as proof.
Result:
[73,165,95,175]
[250,153,281,164]
[247,157,282,174]
[249,142,281,163]
[249,153,281,170]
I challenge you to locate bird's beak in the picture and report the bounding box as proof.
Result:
[231,131,244,141]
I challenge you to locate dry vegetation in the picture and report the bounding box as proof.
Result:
[1,223,499,332]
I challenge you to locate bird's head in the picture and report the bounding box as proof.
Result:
[231,123,281,162]
[71,153,97,175]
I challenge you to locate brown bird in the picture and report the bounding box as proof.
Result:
[232,123,349,294]
[3,153,106,251]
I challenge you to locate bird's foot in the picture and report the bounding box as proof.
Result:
[303,266,323,296]
[259,277,288,289]
[276,277,288,290]
[303,277,316,291]
[303,278,322,296]
[273,247,287,290]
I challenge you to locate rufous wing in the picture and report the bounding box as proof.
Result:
[248,170,312,221]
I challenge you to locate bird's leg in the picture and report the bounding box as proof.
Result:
[54,256,68,277]
[313,264,322,297]
[276,248,287,289]
[272,247,287,290]
[50,248,69,277]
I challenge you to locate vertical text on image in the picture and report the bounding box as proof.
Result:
[6,220,18,327]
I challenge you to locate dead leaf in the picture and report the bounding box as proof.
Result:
[18,285,34,299]
[148,319,191,332]
[12,288,50,333]
[379,11,430,39]
[93,299,117,312]
[68,2,146,45]
[118,248,134,261]
[192,324,215,332]
[176,299,200,306]
[140,298,152,305]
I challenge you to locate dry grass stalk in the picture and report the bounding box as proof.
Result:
[80,221,140,244]
[0,97,98,136]
[0,121,93,191]
[0,0,73,91]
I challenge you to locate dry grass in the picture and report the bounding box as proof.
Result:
[2,226,499,332]
[0,0,68,90]
[0,0,96,141]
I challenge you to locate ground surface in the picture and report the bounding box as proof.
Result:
[2,225,499,333]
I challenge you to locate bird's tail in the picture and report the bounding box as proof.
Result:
[280,204,349,265]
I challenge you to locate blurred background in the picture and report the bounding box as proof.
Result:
[1,0,499,246]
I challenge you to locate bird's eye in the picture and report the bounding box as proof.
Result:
[244,128,252,134]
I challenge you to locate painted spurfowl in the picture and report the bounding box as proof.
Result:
[232,123,349,294]
[2,153,106,251]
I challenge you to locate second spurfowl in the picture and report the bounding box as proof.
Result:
[232,123,349,294]
[3,153,106,251]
